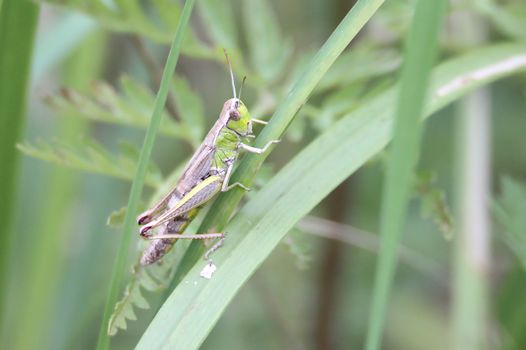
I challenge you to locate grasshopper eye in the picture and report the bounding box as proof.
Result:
[229,109,241,121]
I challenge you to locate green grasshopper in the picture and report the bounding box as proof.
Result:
[137,51,279,266]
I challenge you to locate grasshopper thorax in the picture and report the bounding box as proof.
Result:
[224,97,252,136]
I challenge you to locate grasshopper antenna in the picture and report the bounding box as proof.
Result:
[238,76,247,101]
[223,48,237,99]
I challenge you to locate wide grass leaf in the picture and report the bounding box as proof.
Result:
[136,43,526,350]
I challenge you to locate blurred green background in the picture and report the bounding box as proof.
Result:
[1,0,526,349]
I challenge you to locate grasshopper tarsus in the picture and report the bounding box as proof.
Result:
[251,118,268,125]
[239,139,280,154]
[267,139,281,147]
[222,182,251,192]
[204,234,226,262]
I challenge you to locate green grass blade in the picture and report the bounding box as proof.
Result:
[365,1,447,349]
[13,31,105,350]
[95,1,196,349]
[166,0,387,296]
[0,0,39,336]
[137,43,526,350]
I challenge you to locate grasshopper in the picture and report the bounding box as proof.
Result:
[137,51,279,266]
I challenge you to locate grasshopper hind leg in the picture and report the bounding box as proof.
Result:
[146,231,226,273]
[140,210,198,265]
[200,235,226,279]
[204,235,226,262]
[147,232,225,240]
[140,219,181,265]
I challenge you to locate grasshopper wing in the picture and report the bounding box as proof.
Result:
[175,107,231,194]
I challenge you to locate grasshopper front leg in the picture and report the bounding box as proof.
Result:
[147,230,226,272]
[239,139,280,154]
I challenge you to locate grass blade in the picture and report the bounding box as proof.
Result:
[166,0,387,296]
[95,0,196,349]
[137,42,526,350]
[0,0,39,337]
[13,31,106,350]
[365,1,447,349]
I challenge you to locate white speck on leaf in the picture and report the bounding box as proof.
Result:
[200,262,217,279]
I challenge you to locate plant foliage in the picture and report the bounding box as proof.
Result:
[18,0,526,347]
[493,176,526,269]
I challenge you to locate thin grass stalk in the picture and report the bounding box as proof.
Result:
[453,88,491,350]
[365,1,448,349]
[95,1,196,349]
[0,0,39,341]
[452,12,491,350]
[167,0,387,293]
[13,30,106,350]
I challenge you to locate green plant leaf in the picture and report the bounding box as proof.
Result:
[0,0,40,336]
[318,47,401,92]
[243,0,293,83]
[198,0,238,50]
[47,77,198,143]
[108,240,189,336]
[137,43,526,350]
[171,77,205,143]
[107,207,127,228]
[492,176,526,269]
[477,0,526,41]
[366,1,447,348]
[17,138,163,187]
[163,0,388,303]
[414,170,454,240]
[41,0,211,55]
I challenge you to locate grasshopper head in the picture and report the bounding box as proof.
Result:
[226,98,252,136]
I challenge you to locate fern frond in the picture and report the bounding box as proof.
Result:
[414,171,455,239]
[107,264,161,336]
[17,138,162,187]
[42,0,212,57]
[47,75,207,146]
[108,239,190,335]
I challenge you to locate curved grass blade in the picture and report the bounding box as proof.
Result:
[136,32,526,350]
[166,0,387,296]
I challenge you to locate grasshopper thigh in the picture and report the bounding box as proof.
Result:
[140,175,223,232]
